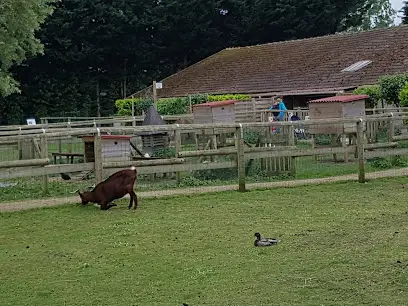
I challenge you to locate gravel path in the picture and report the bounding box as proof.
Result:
[1,168,407,213]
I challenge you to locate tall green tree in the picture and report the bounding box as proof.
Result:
[402,1,408,24]
[2,0,375,124]
[0,0,55,97]
[344,0,396,31]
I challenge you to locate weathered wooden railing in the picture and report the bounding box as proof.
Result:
[1,115,408,196]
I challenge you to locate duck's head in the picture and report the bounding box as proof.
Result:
[254,232,261,239]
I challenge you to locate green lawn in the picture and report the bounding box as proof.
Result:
[1,177,408,305]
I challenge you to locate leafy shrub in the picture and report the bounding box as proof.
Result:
[370,157,392,169]
[115,98,153,116]
[193,168,237,181]
[208,94,251,102]
[379,73,408,106]
[315,135,332,145]
[353,85,381,108]
[151,148,175,158]
[398,83,408,107]
[244,130,261,144]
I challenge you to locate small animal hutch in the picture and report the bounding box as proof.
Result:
[82,135,132,162]
[193,100,237,124]
[192,100,238,160]
[308,94,368,134]
[308,94,368,162]
[137,105,169,156]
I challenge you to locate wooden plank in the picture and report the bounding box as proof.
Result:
[0,158,50,169]
[104,160,236,176]
[175,128,182,183]
[236,126,246,191]
[366,148,408,159]
[245,146,356,160]
[364,142,398,149]
[0,163,94,179]
[356,119,365,183]
[94,132,103,184]
[179,148,236,157]
[103,158,185,169]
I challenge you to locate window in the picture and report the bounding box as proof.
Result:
[341,60,372,72]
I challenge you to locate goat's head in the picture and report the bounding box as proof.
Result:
[78,190,94,205]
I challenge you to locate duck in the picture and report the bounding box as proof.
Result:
[254,232,280,247]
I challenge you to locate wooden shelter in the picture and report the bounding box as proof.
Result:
[308,95,368,134]
[83,135,132,162]
[193,100,237,124]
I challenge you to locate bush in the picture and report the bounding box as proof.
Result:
[398,83,408,107]
[353,85,381,108]
[115,93,252,116]
[379,73,408,106]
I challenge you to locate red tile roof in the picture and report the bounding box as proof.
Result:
[193,100,238,108]
[309,94,369,103]
[131,25,408,98]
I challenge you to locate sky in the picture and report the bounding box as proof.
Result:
[391,0,404,24]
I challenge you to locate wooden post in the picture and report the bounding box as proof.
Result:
[40,133,49,195]
[94,129,103,184]
[152,81,158,110]
[188,95,192,113]
[288,125,296,176]
[356,119,365,183]
[236,124,246,192]
[175,127,182,184]
[388,113,395,142]
[131,95,135,118]
[251,98,256,122]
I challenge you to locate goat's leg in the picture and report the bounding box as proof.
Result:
[128,194,133,209]
[131,190,138,210]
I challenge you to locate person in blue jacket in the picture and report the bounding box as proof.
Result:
[269,97,287,121]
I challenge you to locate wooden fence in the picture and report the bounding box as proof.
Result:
[1,114,408,196]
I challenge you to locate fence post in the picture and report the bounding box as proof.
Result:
[94,128,103,184]
[175,126,182,184]
[356,118,365,183]
[236,124,246,192]
[388,113,395,142]
[288,124,296,176]
[40,130,49,195]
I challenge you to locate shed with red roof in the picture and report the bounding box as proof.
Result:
[308,94,368,134]
[193,100,238,124]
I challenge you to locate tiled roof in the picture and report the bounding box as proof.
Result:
[131,25,408,98]
[309,94,369,103]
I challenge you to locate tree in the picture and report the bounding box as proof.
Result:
[344,0,396,31]
[402,1,408,24]
[0,0,55,97]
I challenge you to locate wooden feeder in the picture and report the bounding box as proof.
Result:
[137,105,169,156]
[308,94,368,134]
[82,135,132,162]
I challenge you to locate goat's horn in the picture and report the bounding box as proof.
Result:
[69,189,80,194]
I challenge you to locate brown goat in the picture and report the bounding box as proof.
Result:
[78,166,138,210]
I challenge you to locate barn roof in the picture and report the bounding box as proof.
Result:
[309,94,369,103]
[130,25,408,98]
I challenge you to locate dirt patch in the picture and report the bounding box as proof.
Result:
[1,168,408,213]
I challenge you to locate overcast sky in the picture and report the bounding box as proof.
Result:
[391,0,404,24]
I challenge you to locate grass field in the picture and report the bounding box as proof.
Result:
[1,177,408,305]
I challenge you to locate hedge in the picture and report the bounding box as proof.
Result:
[115,94,251,116]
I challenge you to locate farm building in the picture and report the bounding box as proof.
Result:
[129,25,408,108]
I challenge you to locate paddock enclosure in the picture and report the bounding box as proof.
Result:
[1,102,408,204]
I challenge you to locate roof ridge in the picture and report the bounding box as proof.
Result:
[225,24,407,50]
